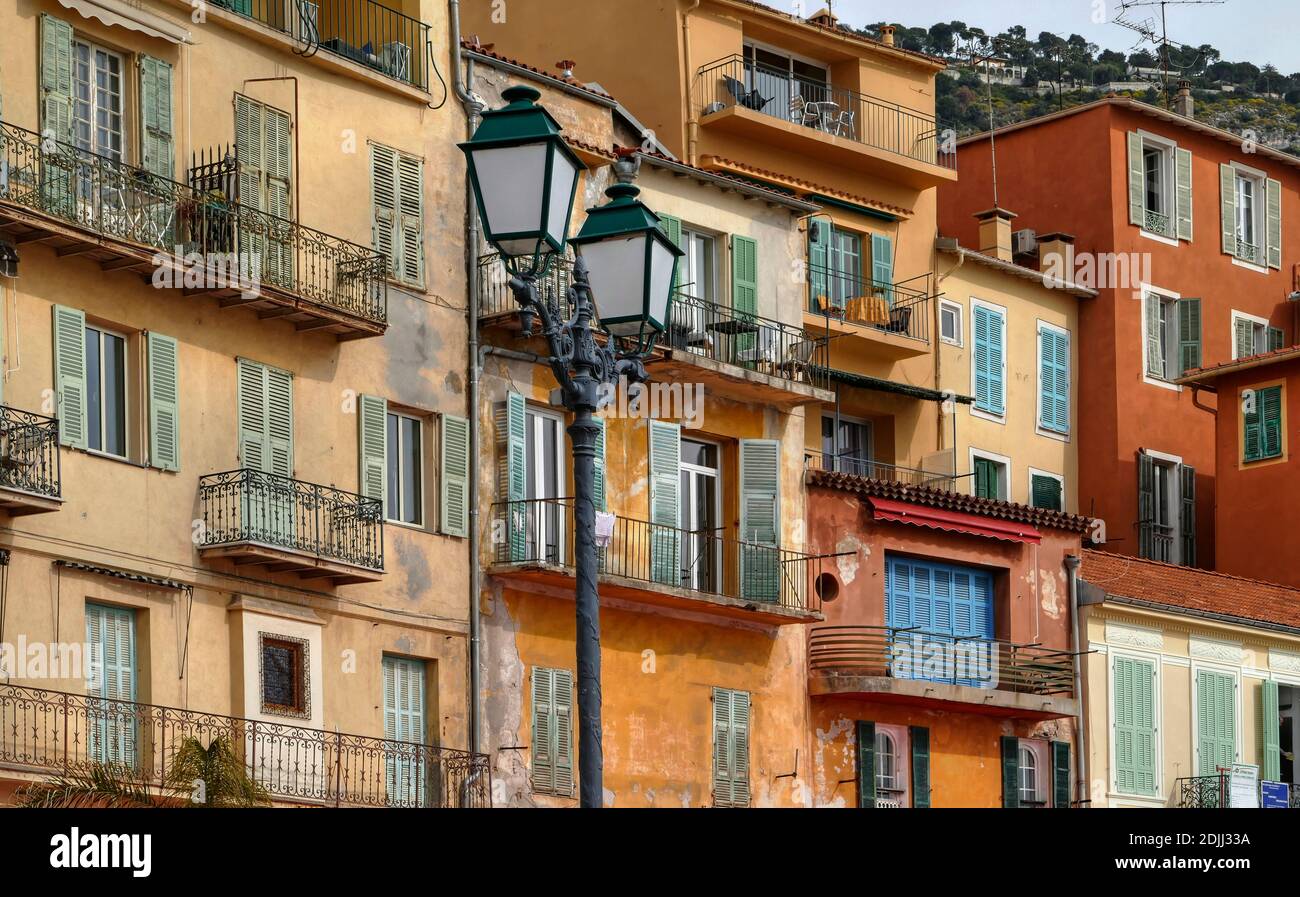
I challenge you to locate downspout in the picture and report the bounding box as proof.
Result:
[682,0,702,165]
[450,0,485,756]
[1065,553,1089,807]
[935,248,963,467]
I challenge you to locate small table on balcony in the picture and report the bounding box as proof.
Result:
[707,319,761,370]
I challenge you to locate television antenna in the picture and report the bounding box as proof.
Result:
[1113,0,1225,108]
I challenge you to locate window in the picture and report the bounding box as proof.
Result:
[807,218,871,313]
[1018,745,1040,805]
[939,299,963,346]
[821,414,872,477]
[885,555,995,685]
[386,411,423,525]
[85,324,127,458]
[857,721,929,808]
[1143,146,1166,220]
[259,634,309,718]
[531,667,573,797]
[679,228,717,303]
[1143,292,1200,382]
[72,40,124,162]
[526,407,566,562]
[1138,450,1195,565]
[972,452,1008,501]
[1112,654,1158,796]
[371,142,424,287]
[1221,163,1281,269]
[383,655,427,806]
[1232,312,1276,360]
[85,603,137,766]
[1194,668,1237,776]
[1229,167,1267,264]
[500,393,571,564]
[1030,471,1064,511]
[830,229,863,305]
[712,687,751,807]
[873,726,910,807]
[1037,322,1070,436]
[1243,384,1283,462]
[679,438,721,592]
[1127,132,1189,241]
[742,42,830,125]
[971,300,1006,416]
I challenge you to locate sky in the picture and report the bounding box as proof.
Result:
[821,0,1300,74]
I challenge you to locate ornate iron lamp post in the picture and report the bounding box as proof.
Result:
[461,86,682,807]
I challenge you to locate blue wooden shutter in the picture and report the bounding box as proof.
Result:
[1039,326,1070,435]
[648,420,680,586]
[871,233,894,304]
[973,305,1004,415]
[739,439,780,601]
[383,655,426,806]
[1114,655,1157,794]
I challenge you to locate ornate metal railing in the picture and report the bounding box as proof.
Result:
[477,251,575,320]
[211,0,431,90]
[803,450,964,491]
[808,626,1076,696]
[667,291,830,390]
[198,469,384,570]
[0,406,60,499]
[0,119,387,323]
[0,683,489,807]
[1144,208,1173,238]
[1176,774,1227,808]
[804,262,931,343]
[1236,238,1260,264]
[491,498,825,613]
[694,55,955,170]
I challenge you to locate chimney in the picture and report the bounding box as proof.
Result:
[879,25,896,47]
[974,207,1017,262]
[1037,232,1076,279]
[1174,79,1194,118]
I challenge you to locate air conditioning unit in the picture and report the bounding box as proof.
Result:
[1011,228,1038,256]
[382,42,411,82]
[286,0,319,42]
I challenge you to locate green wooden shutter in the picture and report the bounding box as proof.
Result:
[1000,735,1020,808]
[397,152,424,286]
[739,438,780,601]
[86,603,137,767]
[1266,177,1282,269]
[731,690,751,807]
[52,304,87,449]
[1179,463,1196,566]
[358,395,387,507]
[383,655,426,806]
[371,144,399,277]
[263,106,293,286]
[235,95,266,278]
[1244,388,1264,462]
[1196,668,1236,776]
[1178,298,1202,375]
[530,667,573,797]
[1114,655,1157,795]
[871,233,894,304]
[808,216,833,310]
[658,214,682,295]
[1234,317,1256,359]
[855,720,876,808]
[1143,294,1163,378]
[1246,386,1284,461]
[648,419,681,586]
[910,726,931,808]
[1137,452,1155,558]
[1051,741,1071,809]
[1031,474,1062,511]
[499,393,527,562]
[146,332,180,471]
[266,365,293,476]
[139,56,174,179]
[440,413,470,537]
[1268,326,1285,352]
[237,358,267,471]
[731,235,758,316]
[40,15,74,145]
[713,688,750,807]
[974,458,999,500]
[1175,147,1193,241]
[1261,679,1281,783]
[1220,163,1237,255]
[553,668,574,797]
[592,417,606,513]
[1127,131,1144,226]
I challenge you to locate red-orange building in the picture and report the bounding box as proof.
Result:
[1179,345,1300,588]
[939,95,1300,571]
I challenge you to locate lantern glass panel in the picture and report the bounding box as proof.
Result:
[472,144,547,256]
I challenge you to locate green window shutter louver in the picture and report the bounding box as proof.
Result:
[1178,298,1202,374]
[497,393,527,562]
[1266,177,1282,269]
[739,438,780,601]
[52,304,87,449]
[1031,474,1062,511]
[648,419,681,586]
[1234,317,1256,359]
[358,394,387,508]
[910,726,931,808]
[974,458,998,500]
[1175,147,1193,241]
[440,413,470,537]
[712,688,750,807]
[807,216,833,310]
[1143,293,1163,378]
[530,667,573,798]
[731,235,758,316]
[855,720,876,808]
[371,144,400,278]
[40,15,74,145]
[139,56,174,179]
[266,366,293,476]
[658,214,682,295]
[146,332,180,471]
[1137,451,1155,558]
[398,152,425,287]
[236,358,293,476]
[1051,741,1071,808]
[1114,655,1157,795]
[382,655,427,805]
[1000,735,1020,808]
[1268,326,1285,352]
[1244,387,1281,462]
[1261,680,1281,783]
[592,417,606,513]
[1196,669,1236,776]
[1127,131,1144,227]
[871,233,894,304]
[1179,463,1196,566]
[552,668,574,797]
[1220,163,1237,255]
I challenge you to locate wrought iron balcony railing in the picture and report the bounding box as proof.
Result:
[805,262,931,343]
[0,683,489,807]
[1144,207,1174,238]
[211,0,431,90]
[1236,237,1261,264]
[492,498,824,613]
[477,251,576,320]
[694,55,956,170]
[0,405,60,499]
[1176,774,1226,808]
[804,450,964,491]
[199,469,384,571]
[808,625,1076,696]
[0,120,387,324]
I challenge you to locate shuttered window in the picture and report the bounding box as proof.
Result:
[52,304,88,448]
[739,439,780,601]
[531,667,573,797]
[712,687,751,808]
[1113,654,1157,795]
[1261,680,1281,783]
[871,233,894,303]
[371,143,424,287]
[972,303,1005,415]
[146,332,180,471]
[730,234,757,318]
[973,456,1002,500]
[648,420,681,586]
[383,655,427,806]
[1196,668,1236,776]
[236,358,293,476]
[440,413,470,536]
[497,393,528,562]
[807,215,833,311]
[1243,385,1283,462]
[358,394,388,509]
[235,94,293,287]
[1031,473,1063,511]
[885,556,994,686]
[1037,324,1070,435]
[85,602,137,767]
[138,55,173,178]
[658,214,683,295]
[40,15,75,145]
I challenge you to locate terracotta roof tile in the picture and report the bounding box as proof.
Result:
[617,146,816,205]
[460,39,613,99]
[701,156,914,217]
[1178,343,1300,383]
[1081,550,1300,630]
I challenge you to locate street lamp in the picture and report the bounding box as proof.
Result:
[461,87,682,808]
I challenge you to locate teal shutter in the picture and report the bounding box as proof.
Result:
[592,417,606,513]
[498,393,527,561]
[358,395,387,508]
[871,233,894,304]
[1051,741,1071,809]
[440,413,470,537]
[85,603,137,768]
[1220,164,1237,255]
[1031,474,1062,511]
[856,720,876,808]
[139,56,174,179]
[648,420,681,586]
[1137,452,1155,558]
[1196,669,1236,776]
[146,332,180,471]
[1127,131,1144,226]
[1114,655,1157,795]
[974,458,999,500]
[236,358,293,475]
[1268,326,1285,352]
[383,655,426,806]
[1179,463,1196,567]
[1244,388,1281,462]
[1261,679,1281,783]
[910,726,931,808]
[52,304,88,449]
[658,214,682,295]
[807,216,833,310]
[1000,735,1020,808]
[739,439,780,601]
[1038,326,1069,434]
[1178,298,1202,375]
[713,688,751,807]
[531,667,573,797]
[1175,147,1193,241]
[973,305,1004,414]
[40,15,74,145]
[1266,177,1282,269]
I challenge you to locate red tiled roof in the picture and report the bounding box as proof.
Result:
[619,146,818,207]
[460,39,613,99]
[807,469,1094,534]
[1177,344,1300,383]
[1081,550,1300,631]
[701,155,914,217]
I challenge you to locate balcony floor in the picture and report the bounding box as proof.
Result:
[647,348,835,408]
[804,312,931,360]
[0,485,61,516]
[809,671,1078,719]
[200,542,384,585]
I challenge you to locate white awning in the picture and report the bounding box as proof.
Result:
[56,0,193,45]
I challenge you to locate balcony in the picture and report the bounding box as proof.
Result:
[0,121,387,339]
[488,498,826,625]
[808,625,1078,718]
[198,469,384,585]
[804,450,965,492]
[0,406,61,515]
[0,683,490,807]
[805,263,932,359]
[207,0,432,91]
[693,55,957,188]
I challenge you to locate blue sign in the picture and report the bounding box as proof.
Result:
[1261,780,1290,809]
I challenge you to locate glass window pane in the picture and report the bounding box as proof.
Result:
[386,413,400,519]
[85,328,102,452]
[103,332,126,457]
[402,417,421,525]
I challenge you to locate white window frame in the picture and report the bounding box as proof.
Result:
[1143,448,1185,565]
[821,412,873,476]
[385,409,425,528]
[969,447,1011,502]
[679,436,723,593]
[1137,130,1179,245]
[1231,309,1270,360]
[1107,646,1164,802]
[1027,467,1065,511]
[1018,738,1050,807]
[679,226,718,304]
[71,38,126,162]
[1189,660,1242,778]
[85,323,130,461]
[1139,282,1184,392]
[939,298,963,347]
[1035,319,1071,442]
[526,406,567,563]
[1230,161,1269,271]
[969,296,1008,424]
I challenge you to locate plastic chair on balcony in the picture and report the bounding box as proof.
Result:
[777,336,821,383]
[831,109,855,139]
[735,327,777,371]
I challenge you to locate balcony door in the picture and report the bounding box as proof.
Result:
[383,655,427,807]
[885,556,994,687]
[235,94,294,289]
[237,358,295,546]
[742,42,830,123]
[526,407,566,565]
[85,603,137,769]
[821,414,872,477]
[679,438,721,593]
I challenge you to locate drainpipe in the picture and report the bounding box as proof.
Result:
[1065,553,1089,807]
[450,0,485,756]
[935,247,963,466]
[682,0,702,165]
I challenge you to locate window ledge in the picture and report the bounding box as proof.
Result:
[1138,227,1180,247]
[1142,374,1183,393]
[970,407,1006,425]
[1035,426,1070,443]
[1230,255,1270,274]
